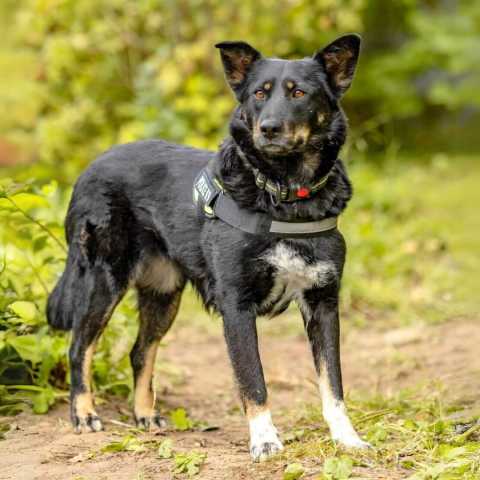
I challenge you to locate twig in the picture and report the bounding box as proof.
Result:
[5,196,67,253]
[106,419,136,429]
[25,254,50,296]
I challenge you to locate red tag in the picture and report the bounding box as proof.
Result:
[296,187,310,198]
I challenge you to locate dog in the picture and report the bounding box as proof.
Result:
[47,34,369,462]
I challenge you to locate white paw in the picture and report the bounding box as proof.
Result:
[334,433,371,449]
[249,410,284,462]
[322,399,371,450]
[250,438,284,462]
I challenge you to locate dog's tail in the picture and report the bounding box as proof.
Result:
[47,248,80,331]
[47,256,75,330]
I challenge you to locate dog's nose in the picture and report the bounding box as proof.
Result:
[260,119,282,139]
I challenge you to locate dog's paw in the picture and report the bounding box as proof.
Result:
[73,413,104,434]
[135,413,167,431]
[334,433,371,450]
[250,439,284,462]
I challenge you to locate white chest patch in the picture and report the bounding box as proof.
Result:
[261,243,336,314]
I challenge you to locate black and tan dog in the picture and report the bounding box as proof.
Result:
[47,34,369,461]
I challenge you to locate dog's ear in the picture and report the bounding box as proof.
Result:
[215,41,262,99]
[314,34,361,97]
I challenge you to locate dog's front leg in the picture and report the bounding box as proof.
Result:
[222,305,283,462]
[302,287,370,449]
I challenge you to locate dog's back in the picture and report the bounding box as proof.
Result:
[47,139,213,331]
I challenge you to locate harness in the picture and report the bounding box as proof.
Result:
[192,165,338,238]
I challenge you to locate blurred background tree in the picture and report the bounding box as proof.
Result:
[1,0,479,179]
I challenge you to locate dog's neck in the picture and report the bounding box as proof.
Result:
[213,135,352,222]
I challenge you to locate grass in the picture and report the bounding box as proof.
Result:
[70,386,480,479]
[340,153,479,328]
[278,387,480,479]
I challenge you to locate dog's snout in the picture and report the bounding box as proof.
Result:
[260,119,282,139]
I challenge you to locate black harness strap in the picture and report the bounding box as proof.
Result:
[193,167,338,237]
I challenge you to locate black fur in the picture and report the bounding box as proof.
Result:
[47,35,362,456]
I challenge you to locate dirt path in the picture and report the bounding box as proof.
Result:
[1,318,479,480]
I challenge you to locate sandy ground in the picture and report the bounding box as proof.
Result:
[1,318,479,480]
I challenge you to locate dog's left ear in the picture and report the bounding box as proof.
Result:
[314,34,361,97]
[215,41,262,99]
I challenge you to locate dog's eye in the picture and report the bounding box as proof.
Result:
[293,89,305,98]
[254,90,266,100]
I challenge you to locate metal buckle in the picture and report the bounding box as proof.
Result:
[255,172,267,190]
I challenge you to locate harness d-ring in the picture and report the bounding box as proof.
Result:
[269,182,282,207]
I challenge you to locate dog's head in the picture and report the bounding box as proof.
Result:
[216,35,360,159]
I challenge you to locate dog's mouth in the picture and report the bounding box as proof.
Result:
[254,137,302,156]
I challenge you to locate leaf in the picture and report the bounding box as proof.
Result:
[8,192,49,210]
[7,335,43,364]
[170,408,193,431]
[101,435,145,453]
[33,235,49,252]
[8,301,37,323]
[32,388,55,414]
[173,451,206,477]
[158,439,174,459]
[284,462,305,480]
[323,456,353,480]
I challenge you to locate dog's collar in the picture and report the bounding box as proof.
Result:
[193,167,338,237]
[251,167,331,204]
[236,147,332,205]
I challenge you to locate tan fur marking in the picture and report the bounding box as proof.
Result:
[293,124,310,144]
[136,256,183,293]
[244,398,269,420]
[75,344,97,417]
[134,342,159,418]
[253,120,262,143]
[317,112,326,124]
[75,392,96,417]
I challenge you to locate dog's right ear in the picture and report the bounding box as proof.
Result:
[215,41,262,99]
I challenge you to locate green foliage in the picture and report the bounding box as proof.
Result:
[173,451,207,477]
[322,455,353,479]
[170,407,194,431]
[283,462,305,480]
[284,389,480,479]
[101,434,146,453]
[2,0,479,176]
[0,179,68,414]
[157,439,174,459]
[0,177,138,413]
[341,154,480,327]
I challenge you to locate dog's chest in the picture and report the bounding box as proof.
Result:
[260,243,336,315]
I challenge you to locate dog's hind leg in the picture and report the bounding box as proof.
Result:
[69,267,127,433]
[130,286,183,430]
[302,286,370,449]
